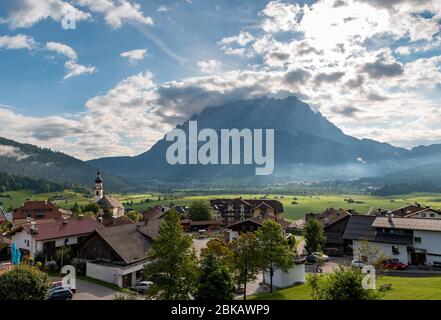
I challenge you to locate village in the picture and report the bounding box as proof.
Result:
[2,171,441,300]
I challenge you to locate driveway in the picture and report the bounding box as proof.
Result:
[51,277,139,300]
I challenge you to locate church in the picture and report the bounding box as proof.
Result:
[94,170,125,219]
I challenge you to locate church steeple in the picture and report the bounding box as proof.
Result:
[94,170,103,202]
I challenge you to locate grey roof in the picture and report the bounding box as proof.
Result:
[343,215,376,241]
[373,217,441,232]
[96,223,153,264]
[97,195,124,209]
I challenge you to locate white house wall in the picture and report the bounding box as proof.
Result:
[353,240,409,264]
[263,264,305,288]
[413,230,441,264]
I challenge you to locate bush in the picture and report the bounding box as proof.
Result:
[0,265,51,300]
[307,266,379,300]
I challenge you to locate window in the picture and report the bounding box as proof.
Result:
[392,246,400,255]
[414,237,422,244]
[430,214,435,218]
[422,213,426,217]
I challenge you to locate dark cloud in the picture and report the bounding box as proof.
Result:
[346,75,365,88]
[314,71,345,84]
[269,52,290,61]
[297,41,324,56]
[332,106,360,117]
[30,124,84,141]
[343,17,356,23]
[333,0,348,8]
[284,69,311,84]
[367,92,389,101]
[362,60,404,78]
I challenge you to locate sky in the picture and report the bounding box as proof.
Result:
[0,0,440,160]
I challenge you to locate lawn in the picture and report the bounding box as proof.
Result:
[2,190,441,221]
[251,276,441,300]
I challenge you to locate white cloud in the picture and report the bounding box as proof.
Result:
[0,0,153,29]
[197,59,221,74]
[0,34,37,50]
[157,5,169,13]
[0,145,29,161]
[74,0,153,29]
[0,0,91,29]
[46,42,78,60]
[120,48,148,64]
[64,60,96,80]
[219,31,255,46]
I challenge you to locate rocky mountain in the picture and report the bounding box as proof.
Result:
[0,137,138,192]
[88,96,441,186]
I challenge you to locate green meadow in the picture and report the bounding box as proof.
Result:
[251,276,441,300]
[1,190,441,220]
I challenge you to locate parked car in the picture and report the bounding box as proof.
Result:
[379,259,408,270]
[351,260,368,269]
[47,288,73,300]
[51,281,76,293]
[131,281,152,293]
[307,252,330,263]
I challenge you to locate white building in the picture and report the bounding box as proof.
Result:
[93,170,125,219]
[344,215,441,266]
[263,258,306,288]
[9,217,104,259]
[78,222,159,287]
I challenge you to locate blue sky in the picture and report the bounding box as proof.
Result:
[0,0,272,116]
[0,0,440,160]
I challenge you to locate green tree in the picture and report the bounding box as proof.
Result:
[200,239,234,269]
[103,205,113,219]
[126,210,142,222]
[231,232,261,300]
[188,200,211,221]
[316,266,379,300]
[0,221,12,234]
[0,264,51,300]
[82,202,100,215]
[70,202,81,215]
[256,219,295,293]
[304,219,326,253]
[195,254,234,300]
[142,210,197,300]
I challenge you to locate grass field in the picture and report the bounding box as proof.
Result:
[2,190,441,220]
[251,276,441,300]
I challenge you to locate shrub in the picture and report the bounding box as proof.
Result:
[0,265,51,300]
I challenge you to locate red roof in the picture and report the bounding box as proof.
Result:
[142,205,170,222]
[22,217,105,241]
[13,201,67,221]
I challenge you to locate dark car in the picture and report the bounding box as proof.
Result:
[379,259,408,270]
[47,288,73,300]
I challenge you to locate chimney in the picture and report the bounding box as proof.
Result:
[63,217,68,225]
[98,216,103,224]
[387,213,394,223]
[400,208,404,214]
[30,222,38,234]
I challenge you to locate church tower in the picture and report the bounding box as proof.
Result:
[94,170,103,202]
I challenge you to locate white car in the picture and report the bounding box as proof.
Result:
[131,281,152,293]
[351,260,367,269]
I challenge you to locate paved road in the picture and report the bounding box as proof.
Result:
[51,277,139,300]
